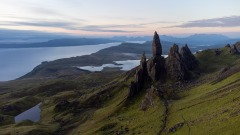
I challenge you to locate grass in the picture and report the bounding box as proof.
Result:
[196,47,240,73]
[0,96,41,116]
[166,72,240,135]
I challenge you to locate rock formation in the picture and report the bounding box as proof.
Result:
[128,53,148,98]
[152,31,162,57]
[215,49,221,55]
[166,44,189,81]
[147,32,166,82]
[128,31,199,98]
[147,56,166,82]
[180,44,198,70]
[225,44,231,48]
[230,44,239,55]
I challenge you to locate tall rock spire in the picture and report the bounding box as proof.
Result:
[147,32,166,82]
[152,31,162,57]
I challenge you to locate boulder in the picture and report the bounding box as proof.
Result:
[225,44,231,48]
[215,49,221,55]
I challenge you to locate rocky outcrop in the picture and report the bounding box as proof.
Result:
[128,31,199,98]
[230,44,239,55]
[148,32,166,82]
[180,44,198,70]
[147,56,166,82]
[128,53,148,98]
[166,44,189,81]
[225,44,231,48]
[215,49,221,55]
[235,42,240,52]
[152,31,162,57]
[1,105,20,114]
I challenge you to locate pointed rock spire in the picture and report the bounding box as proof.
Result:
[166,44,189,81]
[180,44,198,70]
[152,31,162,57]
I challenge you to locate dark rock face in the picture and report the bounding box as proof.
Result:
[55,100,79,112]
[225,44,231,48]
[0,116,4,123]
[230,45,239,55]
[1,105,20,113]
[128,53,148,98]
[215,49,221,55]
[152,31,162,57]
[180,44,198,70]
[128,82,137,98]
[235,42,240,52]
[166,44,189,81]
[148,32,166,82]
[147,56,166,82]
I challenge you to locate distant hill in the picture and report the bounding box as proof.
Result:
[0,29,239,48]
[160,34,237,45]
[0,38,119,48]
[0,29,75,43]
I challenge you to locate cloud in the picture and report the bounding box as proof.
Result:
[168,16,240,28]
[15,21,76,28]
[140,21,178,26]
[30,7,62,16]
[0,21,139,33]
[0,21,77,29]
[72,24,142,33]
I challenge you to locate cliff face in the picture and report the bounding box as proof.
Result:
[128,31,199,98]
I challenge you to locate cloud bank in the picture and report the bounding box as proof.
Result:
[169,16,240,28]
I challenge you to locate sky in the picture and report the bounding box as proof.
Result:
[0,0,240,37]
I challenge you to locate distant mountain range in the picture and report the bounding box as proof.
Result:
[113,34,240,46]
[0,28,239,48]
[0,38,119,48]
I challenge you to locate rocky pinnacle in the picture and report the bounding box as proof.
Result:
[152,31,162,57]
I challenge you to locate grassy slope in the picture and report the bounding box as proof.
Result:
[73,47,240,135]
[0,71,123,134]
[70,84,165,135]
[167,72,240,135]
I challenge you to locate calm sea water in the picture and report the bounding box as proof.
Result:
[0,43,121,81]
[79,60,141,72]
